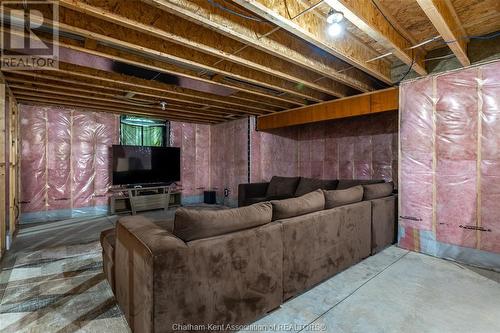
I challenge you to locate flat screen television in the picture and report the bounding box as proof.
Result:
[112,145,181,186]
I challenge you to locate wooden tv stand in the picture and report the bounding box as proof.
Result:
[109,185,182,215]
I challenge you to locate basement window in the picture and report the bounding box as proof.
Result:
[120,115,170,147]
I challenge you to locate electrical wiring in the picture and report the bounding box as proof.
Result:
[395,49,415,85]
[424,54,455,62]
[437,31,500,45]
[371,0,411,45]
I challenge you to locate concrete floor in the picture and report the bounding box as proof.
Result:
[1,211,500,332]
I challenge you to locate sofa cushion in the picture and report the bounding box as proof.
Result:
[100,228,116,259]
[99,228,116,292]
[245,197,267,205]
[294,177,339,197]
[324,185,364,209]
[265,176,300,200]
[271,189,325,221]
[280,201,371,299]
[336,179,384,190]
[173,202,272,241]
[363,182,394,200]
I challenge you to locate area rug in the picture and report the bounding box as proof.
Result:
[0,240,130,333]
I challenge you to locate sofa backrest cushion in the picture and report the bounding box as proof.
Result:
[265,176,300,200]
[363,182,394,200]
[173,202,272,241]
[271,189,325,221]
[336,179,384,190]
[279,201,371,299]
[324,185,364,209]
[294,177,339,197]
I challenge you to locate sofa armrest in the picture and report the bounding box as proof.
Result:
[238,182,269,207]
[115,216,187,333]
[115,215,283,333]
[370,195,397,254]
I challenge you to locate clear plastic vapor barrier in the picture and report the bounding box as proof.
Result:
[399,60,500,270]
[20,105,119,223]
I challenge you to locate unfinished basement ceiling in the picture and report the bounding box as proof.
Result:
[1,0,498,124]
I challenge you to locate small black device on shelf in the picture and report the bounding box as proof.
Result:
[204,190,217,205]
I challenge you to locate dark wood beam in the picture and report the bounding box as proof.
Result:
[256,87,398,130]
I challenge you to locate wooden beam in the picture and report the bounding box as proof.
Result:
[4,76,239,116]
[0,81,5,258]
[8,83,231,119]
[16,97,218,124]
[323,0,426,75]
[232,0,394,83]
[416,0,470,66]
[256,87,398,130]
[12,90,224,122]
[5,66,272,114]
[59,0,354,98]
[1,23,300,109]
[8,8,316,106]
[143,0,380,92]
[8,98,18,239]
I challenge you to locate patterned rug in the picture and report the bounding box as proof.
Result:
[0,205,228,332]
[0,240,130,333]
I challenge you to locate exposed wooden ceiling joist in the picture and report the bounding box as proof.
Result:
[323,0,427,75]
[9,84,231,120]
[58,0,356,99]
[140,0,381,93]
[12,90,225,121]
[416,0,470,66]
[16,96,217,124]
[27,8,324,105]
[232,0,394,83]
[2,20,303,109]
[13,92,221,123]
[4,76,241,117]
[3,68,271,115]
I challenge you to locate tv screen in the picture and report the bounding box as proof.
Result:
[112,145,181,185]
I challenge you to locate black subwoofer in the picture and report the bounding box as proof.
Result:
[204,190,216,204]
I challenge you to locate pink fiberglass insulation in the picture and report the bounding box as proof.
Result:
[94,112,119,207]
[20,105,119,221]
[294,112,398,183]
[251,116,299,182]
[399,77,434,231]
[211,114,397,206]
[47,108,72,210]
[399,59,500,267]
[210,118,248,206]
[480,62,500,254]
[20,105,48,213]
[170,121,211,201]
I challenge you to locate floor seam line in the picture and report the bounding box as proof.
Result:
[297,251,410,332]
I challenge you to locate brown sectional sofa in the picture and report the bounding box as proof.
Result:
[238,176,385,207]
[101,181,397,333]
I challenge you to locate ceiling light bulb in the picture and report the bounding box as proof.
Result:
[327,22,343,37]
[327,9,344,24]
